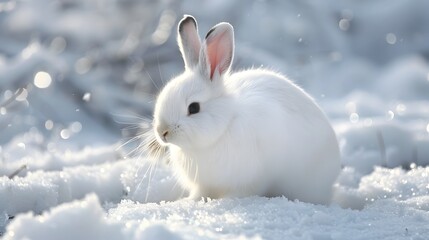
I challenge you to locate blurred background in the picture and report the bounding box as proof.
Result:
[0,0,428,166]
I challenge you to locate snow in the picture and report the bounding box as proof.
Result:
[4,195,124,240]
[3,153,429,239]
[1,0,429,239]
[4,188,429,239]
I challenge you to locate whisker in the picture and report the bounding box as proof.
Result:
[134,159,149,200]
[157,54,166,86]
[139,156,159,203]
[171,177,185,199]
[137,89,158,99]
[144,69,160,91]
[193,162,199,186]
[113,119,141,125]
[122,125,144,130]
[145,160,159,202]
[116,135,142,151]
[133,140,154,197]
[111,113,149,122]
[125,139,148,158]
[115,109,169,203]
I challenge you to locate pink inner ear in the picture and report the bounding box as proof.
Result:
[206,31,232,79]
[207,45,217,79]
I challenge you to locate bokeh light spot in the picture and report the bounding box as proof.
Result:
[71,122,82,133]
[396,103,406,115]
[349,113,359,123]
[82,93,91,102]
[4,90,12,99]
[15,88,28,102]
[15,89,28,101]
[386,33,397,45]
[151,10,176,45]
[387,110,395,120]
[75,57,92,74]
[50,36,67,54]
[34,71,52,88]
[339,19,350,31]
[17,142,25,149]
[60,129,71,139]
[45,120,54,130]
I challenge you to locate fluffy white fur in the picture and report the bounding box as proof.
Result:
[153,15,340,204]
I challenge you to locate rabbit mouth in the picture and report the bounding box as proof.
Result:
[157,132,170,145]
[161,130,169,142]
[155,121,171,144]
[155,124,184,147]
[154,127,169,145]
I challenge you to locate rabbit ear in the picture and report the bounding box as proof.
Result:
[178,15,201,69]
[201,22,234,80]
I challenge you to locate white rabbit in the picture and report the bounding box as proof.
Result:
[152,15,341,204]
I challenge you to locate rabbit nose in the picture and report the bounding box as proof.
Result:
[162,130,169,140]
[155,121,169,142]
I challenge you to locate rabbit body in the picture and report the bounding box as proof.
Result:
[153,16,340,204]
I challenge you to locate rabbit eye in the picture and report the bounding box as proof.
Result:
[188,102,200,115]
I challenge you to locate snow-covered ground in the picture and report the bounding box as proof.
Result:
[1,0,429,239]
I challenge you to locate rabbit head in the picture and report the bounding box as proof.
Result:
[153,15,235,150]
